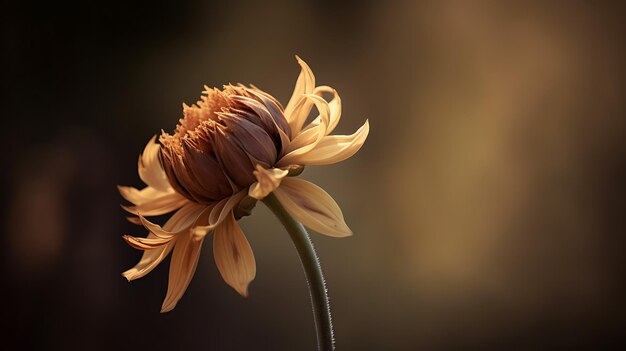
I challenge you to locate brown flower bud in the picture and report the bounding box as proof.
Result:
[159,85,291,204]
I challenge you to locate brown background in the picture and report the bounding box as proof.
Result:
[2,0,625,350]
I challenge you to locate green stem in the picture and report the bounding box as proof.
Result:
[262,193,335,351]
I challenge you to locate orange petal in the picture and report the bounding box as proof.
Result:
[138,203,206,239]
[160,233,204,312]
[117,185,165,206]
[213,212,256,297]
[122,236,175,281]
[122,203,206,281]
[123,234,174,250]
[192,190,247,238]
[248,165,289,200]
[122,192,188,217]
[126,216,143,225]
[294,93,330,138]
[293,120,369,166]
[276,94,330,167]
[284,56,316,129]
[273,178,352,237]
[138,135,171,192]
[281,123,322,156]
[303,86,342,136]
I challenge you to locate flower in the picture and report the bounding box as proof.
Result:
[119,56,369,312]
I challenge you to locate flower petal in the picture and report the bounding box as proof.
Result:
[118,185,168,206]
[138,135,171,192]
[159,143,197,200]
[138,202,208,238]
[212,124,258,187]
[244,87,291,139]
[221,114,278,165]
[281,123,322,156]
[161,233,204,312]
[180,140,233,201]
[231,96,292,158]
[303,86,342,136]
[273,178,352,237]
[293,119,369,166]
[122,192,188,217]
[193,190,247,238]
[122,239,175,281]
[290,91,331,139]
[248,166,289,200]
[122,202,206,281]
[123,235,173,250]
[284,56,315,128]
[126,216,143,225]
[276,94,330,167]
[213,212,256,297]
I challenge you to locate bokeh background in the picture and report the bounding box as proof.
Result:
[2,0,625,350]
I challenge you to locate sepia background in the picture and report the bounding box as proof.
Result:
[2,0,625,350]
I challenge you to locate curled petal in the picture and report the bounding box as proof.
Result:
[193,190,247,238]
[138,202,208,238]
[122,192,188,217]
[273,178,352,237]
[276,94,330,167]
[161,233,204,312]
[214,212,256,297]
[248,166,289,200]
[293,120,369,166]
[281,123,321,156]
[285,56,316,129]
[208,191,246,225]
[122,238,175,281]
[320,86,341,135]
[138,135,171,192]
[126,216,143,225]
[303,86,342,136]
[118,185,168,206]
[122,202,207,281]
[123,235,173,250]
[290,92,330,139]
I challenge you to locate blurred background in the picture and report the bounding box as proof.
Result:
[2,0,625,349]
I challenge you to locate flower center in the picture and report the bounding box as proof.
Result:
[159,85,290,204]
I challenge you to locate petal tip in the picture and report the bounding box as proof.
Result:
[126,216,142,225]
[338,228,353,238]
[120,205,137,214]
[192,226,210,238]
[235,284,250,298]
[249,166,289,200]
[160,304,175,313]
[160,298,176,312]
[121,270,134,282]
[122,234,134,243]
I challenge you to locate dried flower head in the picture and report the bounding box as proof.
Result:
[119,56,369,312]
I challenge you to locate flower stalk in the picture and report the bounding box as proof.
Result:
[263,193,335,351]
